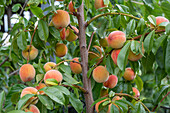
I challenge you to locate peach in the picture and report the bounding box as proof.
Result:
[52,10,70,30]
[22,45,38,60]
[25,104,40,113]
[92,66,109,83]
[35,83,46,94]
[55,43,68,57]
[128,41,145,61]
[44,70,63,85]
[68,1,76,13]
[94,0,107,10]
[99,37,108,47]
[112,96,122,101]
[66,26,79,42]
[150,16,169,30]
[44,62,56,72]
[107,31,126,49]
[111,49,121,65]
[70,58,82,74]
[123,68,136,81]
[95,99,111,113]
[19,64,35,82]
[103,75,118,88]
[21,87,39,104]
[60,28,69,40]
[132,87,140,98]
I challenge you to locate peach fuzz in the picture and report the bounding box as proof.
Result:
[44,62,56,72]
[132,87,140,98]
[123,68,136,81]
[103,75,118,89]
[55,43,68,57]
[94,0,107,10]
[111,49,121,65]
[66,26,79,42]
[150,16,169,30]
[25,104,40,113]
[22,45,38,60]
[60,28,69,40]
[99,37,108,47]
[52,10,70,30]
[68,1,76,13]
[44,70,63,85]
[70,58,82,74]
[19,64,35,82]
[92,66,109,83]
[35,83,46,94]
[95,99,111,113]
[108,31,126,49]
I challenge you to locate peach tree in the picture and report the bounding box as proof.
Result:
[0,0,170,113]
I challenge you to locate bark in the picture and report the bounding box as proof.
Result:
[77,2,94,113]
[6,6,12,29]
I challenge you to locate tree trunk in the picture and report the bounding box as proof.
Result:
[77,2,94,113]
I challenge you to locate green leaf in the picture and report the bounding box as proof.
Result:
[45,78,58,86]
[18,94,34,110]
[161,1,170,20]
[115,100,128,112]
[166,23,170,35]
[106,55,114,74]
[75,0,82,9]
[155,67,166,86]
[69,93,83,113]
[131,40,140,55]
[131,102,146,113]
[126,19,136,36]
[134,75,143,92]
[117,42,131,71]
[12,3,21,12]
[137,18,145,34]
[38,95,54,110]
[143,30,155,53]
[49,26,60,39]
[117,99,135,109]
[63,73,79,84]
[110,104,119,113]
[17,31,27,50]
[36,74,44,83]
[165,37,170,75]
[103,0,109,5]
[51,0,57,13]
[147,15,156,26]
[53,86,70,96]
[0,91,5,111]
[87,67,94,78]
[38,20,49,41]
[91,97,107,107]
[30,6,44,18]
[8,110,26,113]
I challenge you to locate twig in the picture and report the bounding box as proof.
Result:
[85,12,140,27]
[68,24,79,36]
[8,69,19,77]
[160,106,170,109]
[140,102,151,112]
[0,57,9,67]
[87,31,95,51]
[62,84,88,94]
[21,97,38,110]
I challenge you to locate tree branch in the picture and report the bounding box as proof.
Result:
[8,69,19,77]
[0,57,9,67]
[87,31,95,51]
[85,12,140,27]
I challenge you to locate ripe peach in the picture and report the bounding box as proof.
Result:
[132,87,140,98]
[66,26,79,42]
[95,99,111,113]
[107,31,126,49]
[25,104,40,113]
[60,28,69,40]
[55,43,68,57]
[44,62,56,72]
[19,64,35,82]
[128,41,145,61]
[111,49,121,65]
[21,87,39,104]
[150,16,169,30]
[94,0,107,10]
[70,58,82,74]
[22,45,38,60]
[99,37,108,47]
[68,1,76,13]
[44,70,63,85]
[123,68,136,81]
[52,10,70,30]
[92,66,109,83]
[35,83,46,94]
[103,75,118,89]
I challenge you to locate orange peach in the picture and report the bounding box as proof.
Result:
[22,45,38,60]
[107,31,126,49]
[94,0,107,10]
[68,1,76,13]
[112,96,122,101]
[19,64,35,82]
[44,62,56,72]
[55,43,68,57]
[103,75,118,88]
[123,68,136,81]
[25,104,40,113]
[132,87,140,98]
[70,58,82,74]
[66,26,79,42]
[111,49,121,65]
[150,16,169,30]
[60,28,69,40]
[92,66,109,83]
[99,37,108,47]
[44,70,63,85]
[35,83,46,94]
[95,99,111,113]
[52,10,70,30]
